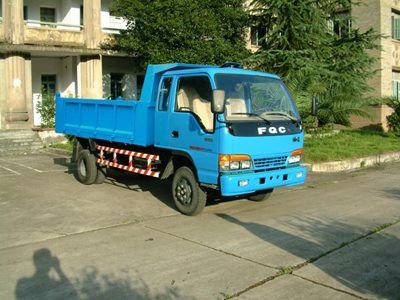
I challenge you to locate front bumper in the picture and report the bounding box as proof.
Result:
[220,165,307,197]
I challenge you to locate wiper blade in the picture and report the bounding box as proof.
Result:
[231,113,271,125]
[262,112,299,124]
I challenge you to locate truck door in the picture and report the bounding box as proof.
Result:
[168,75,219,185]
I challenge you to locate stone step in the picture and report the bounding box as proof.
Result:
[0,141,43,148]
[0,143,43,150]
[0,132,36,136]
[0,130,43,155]
[0,145,43,152]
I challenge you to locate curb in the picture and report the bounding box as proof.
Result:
[307,152,400,173]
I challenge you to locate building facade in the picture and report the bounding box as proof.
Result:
[0,0,142,129]
[350,0,398,129]
[247,0,398,130]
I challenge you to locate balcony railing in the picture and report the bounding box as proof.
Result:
[25,20,83,31]
[101,15,127,34]
[101,27,126,34]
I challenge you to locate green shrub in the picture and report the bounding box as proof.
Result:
[386,97,400,133]
[36,95,56,128]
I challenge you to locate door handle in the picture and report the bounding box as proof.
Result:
[171,130,179,138]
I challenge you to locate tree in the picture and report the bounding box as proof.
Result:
[247,0,380,127]
[111,0,250,67]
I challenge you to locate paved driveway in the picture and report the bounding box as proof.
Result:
[0,152,399,299]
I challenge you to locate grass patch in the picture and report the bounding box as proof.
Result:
[304,130,400,163]
[280,266,294,274]
[49,141,73,151]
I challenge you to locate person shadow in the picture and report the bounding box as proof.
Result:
[15,248,196,300]
[15,248,78,300]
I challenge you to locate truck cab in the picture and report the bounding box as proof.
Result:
[56,63,307,215]
[153,65,306,202]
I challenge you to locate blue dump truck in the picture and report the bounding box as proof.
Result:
[56,63,307,215]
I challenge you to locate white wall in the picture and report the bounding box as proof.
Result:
[59,0,82,29]
[23,0,127,31]
[31,57,78,125]
[24,0,82,30]
[101,0,127,33]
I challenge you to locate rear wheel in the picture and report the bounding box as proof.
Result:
[76,150,98,185]
[172,167,206,216]
[247,189,274,202]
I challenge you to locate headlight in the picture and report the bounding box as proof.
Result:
[288,149,303,164]
[219,154,252,171]
[241,160,252,169]
[230,161,240,170]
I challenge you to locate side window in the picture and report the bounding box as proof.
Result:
[175,76,214,132]
[158,77,172,111]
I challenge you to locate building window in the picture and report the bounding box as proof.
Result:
[392,12,400,40]
[80,5,84,27]
[393,71,400,99]
[250,25,266,47]
[41,75,57,98]
[329,11,352,38]
[40,7,56,27]
[23,6,28,21]
[110,73,124,99]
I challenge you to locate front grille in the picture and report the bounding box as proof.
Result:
[253,156,288,169]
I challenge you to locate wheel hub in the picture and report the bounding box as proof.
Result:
[79,159,87,177]
[176,178,192,206]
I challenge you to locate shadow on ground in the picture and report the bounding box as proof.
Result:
[15,248,195,300]
[53,157,246,212]
[216,213,400,299]
[382,188,400,200]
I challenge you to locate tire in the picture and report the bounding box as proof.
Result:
[247,189,274,202]
[172,166,207,216]
[94,167,106,184]
[76,149,98,185]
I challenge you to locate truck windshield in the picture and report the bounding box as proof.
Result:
[215,74,299,122]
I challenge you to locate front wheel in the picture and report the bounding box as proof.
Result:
[172,167,206,216]
[247,189,274,202]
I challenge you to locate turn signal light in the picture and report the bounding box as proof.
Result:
[288,149,303,164]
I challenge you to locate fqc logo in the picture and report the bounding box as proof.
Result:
[258,126,287,135]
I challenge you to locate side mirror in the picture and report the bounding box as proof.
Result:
[212,90,226,114]
[311,96,318,116]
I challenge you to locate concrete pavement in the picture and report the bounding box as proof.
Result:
[0,153,399,299]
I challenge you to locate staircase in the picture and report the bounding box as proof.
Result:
[0,130,44,156]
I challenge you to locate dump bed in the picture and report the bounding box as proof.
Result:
[55,96,155,146]
[55,63,212,145]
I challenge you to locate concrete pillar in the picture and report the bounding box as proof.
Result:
[61,56,78,97]
[3,53,30,127]
[25,56,33,127]
[83,0,102,49]
[3,0,24,44]
[80,55,103,99]
[0,55,6,129]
